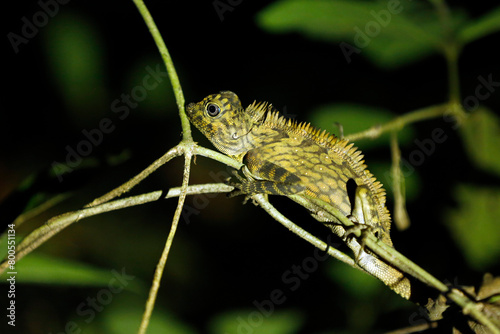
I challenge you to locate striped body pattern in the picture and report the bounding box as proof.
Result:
[187,91,411,299]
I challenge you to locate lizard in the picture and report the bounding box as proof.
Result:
[186,91,412,299]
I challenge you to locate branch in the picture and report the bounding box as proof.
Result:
[138,150,193,334]
[345,103,449,142]
[0,181,236,275]
[390,131,411,230]
[1,190,164,274]
[131,0,190,141]
[292,195,500,334]
[252,194,358,270]
[86,145,182,207]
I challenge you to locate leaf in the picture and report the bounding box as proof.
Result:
[445,184,500,270]
[209,309,304,334]
[458,6,500,45]
[308,103,414,150]
[256,0,447,67]
[459,107,500,177]
[0,253,143,292]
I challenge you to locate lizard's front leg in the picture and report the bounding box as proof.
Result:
[227,161,306,197]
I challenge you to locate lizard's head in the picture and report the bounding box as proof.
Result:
[186,91,254,158]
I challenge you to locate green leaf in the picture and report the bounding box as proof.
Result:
[209,309,304,334]
[0,253,143,292]
[460,107,500,177]
[308,103,414,150]
[256,0,446,67]
[458,6,500,45]
[445,185,500,270]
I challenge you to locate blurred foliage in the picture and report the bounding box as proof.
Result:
[257,0,500,68]
[445,185,500,270]
[102,299,198,334]
[4,253,143,291]
[44,12,107,123]
[209,309,304,334]
[460,107,500,177]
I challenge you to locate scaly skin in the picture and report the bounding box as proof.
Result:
[186,91,412,299]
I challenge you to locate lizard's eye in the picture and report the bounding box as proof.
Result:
[206,103,221,117]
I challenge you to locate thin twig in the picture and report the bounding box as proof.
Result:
[0,190,165,274]
[253,194,358,269]
[13,192,72,228]
[138,151,193,334]
[345,103,449,142]
[86,146,182,207]
[131,0,189,141]
[0,182,238,275]
[129,1,195,332]
[390,131,411,230]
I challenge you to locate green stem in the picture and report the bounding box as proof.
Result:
[194,146,243,170]
[131,0,191,142]
[255,194,358,270]
[345,103,448,142]
[0,182,238,276]
[390,131,410,230]
[445,43,461,105]
[86,145,183,207]
[428,0,465,117]
[138,151,193,334]
[0,190,165,275]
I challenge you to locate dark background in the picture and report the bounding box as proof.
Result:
[2,1,500,333]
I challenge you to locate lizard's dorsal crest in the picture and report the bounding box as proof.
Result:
[246,100,271,123]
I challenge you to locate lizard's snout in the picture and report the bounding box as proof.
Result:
[186,103,196,115]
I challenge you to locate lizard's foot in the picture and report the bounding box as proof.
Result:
[225,171,244,197]
[345,216,379,262]
[226,170,252,204]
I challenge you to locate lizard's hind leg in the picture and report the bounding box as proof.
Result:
[346,185,387,261]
